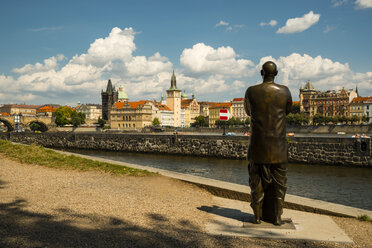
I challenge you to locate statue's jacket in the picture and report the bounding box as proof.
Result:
[245,82,292,164]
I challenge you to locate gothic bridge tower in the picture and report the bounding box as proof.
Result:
[101,79,118,120]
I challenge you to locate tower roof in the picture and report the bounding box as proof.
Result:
[106,79,114,92]
[118,85,128,100]
[169,70,179,90]
[303,80,315,91]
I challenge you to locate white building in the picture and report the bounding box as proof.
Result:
[76,104,102,122]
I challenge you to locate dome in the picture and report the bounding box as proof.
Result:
[118,85,128,100]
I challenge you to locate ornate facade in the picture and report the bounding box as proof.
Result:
[110,101,153,130]
[231,98,248,121]
[299,81,357,118]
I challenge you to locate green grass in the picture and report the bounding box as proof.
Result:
[357,215,372,223]
[0,139,153,176]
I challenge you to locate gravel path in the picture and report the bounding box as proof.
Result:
[1,155,371,248]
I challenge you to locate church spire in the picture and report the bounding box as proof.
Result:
[169,70,178,90]
[356,85,359,97]
[106,79,114,92]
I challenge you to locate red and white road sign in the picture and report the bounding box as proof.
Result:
[219,109,231,121]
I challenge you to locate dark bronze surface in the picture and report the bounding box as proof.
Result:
[244,61,292,225]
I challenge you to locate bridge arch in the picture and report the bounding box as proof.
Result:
[27,121,49,132]
[0,118,14,132]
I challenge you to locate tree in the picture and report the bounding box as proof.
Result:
[55,106,85,127]
[193,115,208,127]
[152,117,161,126]
[362,115,370,124]
[30,122,42,131]
[291,102,300,114]
[71,111,86,127]
[350,115,360,124]
[55,106,73,127]
[331,115,340,125]
[244,117,251,125]
[98,117,106,128]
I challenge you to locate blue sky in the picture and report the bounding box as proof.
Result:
[0,0,371,105]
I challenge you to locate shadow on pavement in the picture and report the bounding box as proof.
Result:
[0,199,350,248]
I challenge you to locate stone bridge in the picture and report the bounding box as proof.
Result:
[0,115,54,132]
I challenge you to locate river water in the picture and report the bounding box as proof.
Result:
[66,149,372,211]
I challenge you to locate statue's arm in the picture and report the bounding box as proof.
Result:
[286,88,293,115]
[244,88,251,116]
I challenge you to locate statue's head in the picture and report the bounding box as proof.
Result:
[261,61,278,79]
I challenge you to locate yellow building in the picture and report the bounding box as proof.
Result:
[208,102,233,127]
[181,98,200,127]
[349,97,369,118]
[110,101,153,130]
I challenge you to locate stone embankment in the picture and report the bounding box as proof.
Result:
[0,132,370,167]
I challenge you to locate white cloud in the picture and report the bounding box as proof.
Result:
[256,53,372,97]
[276,11,320,34]
[12,54,65,74]
[216,20,229,27]
[332,0,348,7]
[0,27,174,104]
[180,43,254,77]
[259,20,278,27]
[355,0,372,8]
[70,27,136,66]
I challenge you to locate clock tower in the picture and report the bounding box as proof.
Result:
[166,71,181,127]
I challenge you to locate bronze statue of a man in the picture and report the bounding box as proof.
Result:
[244,61,292,225]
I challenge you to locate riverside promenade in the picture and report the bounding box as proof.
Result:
[1,152,372,248]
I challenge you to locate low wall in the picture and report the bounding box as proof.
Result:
[0,132,370,167]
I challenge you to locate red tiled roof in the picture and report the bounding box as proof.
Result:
[115,100,150,110]
[37,106,57,113]
[232,98,244,101]
[209,102,232,109]
[0,112,10,116]
[351,97,372,104]
[293,101,300,105]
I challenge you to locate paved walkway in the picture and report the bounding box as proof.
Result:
[1,154,372,247]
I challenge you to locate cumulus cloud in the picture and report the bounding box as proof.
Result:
[180,43,254,77]
[12,54,65,74]
[276,11,320,34]
[0,27,174,104]
[256,53,372,97]
[216,20,229,27]
[259,20,278,27]
[355,0,372,8]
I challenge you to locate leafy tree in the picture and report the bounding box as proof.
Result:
[193,115,208,127]
[98,117,106,128]
[361,115,370,123]
[339,115,348,124]
[71,111,86,127]
[55,106,85,127]
[350,115,360,124]
[312,113,325,125]
[55,106,73,127]
[291,102,300,114]
[331,115,340,125]
[324,116,332,125]
[244,117,251,125]
[152,117,161,126]
[30,122,42,131]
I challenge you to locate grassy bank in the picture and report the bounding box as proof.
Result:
[0,140,153,176]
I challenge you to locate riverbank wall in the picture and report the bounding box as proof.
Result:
[0,132,370,167]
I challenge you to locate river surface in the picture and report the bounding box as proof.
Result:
[66,149,372,211]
